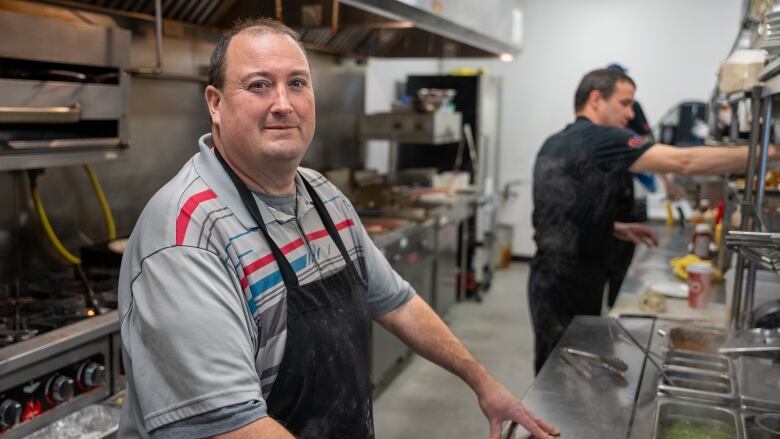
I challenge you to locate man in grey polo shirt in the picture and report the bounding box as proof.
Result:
[118,18,558,439]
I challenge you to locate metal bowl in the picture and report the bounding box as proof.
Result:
[756,413,780,435]
[754,300,780,329]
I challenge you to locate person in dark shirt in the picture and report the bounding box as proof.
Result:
[605,63,654,308]
[604,63,685,308]
[529,68,779,373]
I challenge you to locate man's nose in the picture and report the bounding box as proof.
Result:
[627,106,635,120]
[270,85,293,114]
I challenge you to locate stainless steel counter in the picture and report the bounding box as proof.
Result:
[618,223,726,303]
[517,316,654,438]
[516,224,733,439]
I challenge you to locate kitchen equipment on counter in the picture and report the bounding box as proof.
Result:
[0,8,130,171]
[560,347,627,377]
[754,299,780,328]
[0,268,121,438]
[651,398,741,439]
[415,88,457,113]
[611,317,675,384]
[359,109,462,145]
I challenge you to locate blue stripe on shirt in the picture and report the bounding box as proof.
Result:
[247,254,308,312]
[224,227,259,254]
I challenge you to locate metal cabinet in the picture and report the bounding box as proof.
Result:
[433,216,459,317]
[370,223,435,387]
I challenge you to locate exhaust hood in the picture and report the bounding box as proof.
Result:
[35,0,521,58]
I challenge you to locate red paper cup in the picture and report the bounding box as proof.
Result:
[687,263,713,309]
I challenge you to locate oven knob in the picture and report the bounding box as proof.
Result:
[0,399,22,429]
[48,375,74,403]
[82,362,106,387]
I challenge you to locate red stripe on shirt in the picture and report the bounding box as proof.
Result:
[239,218,356,289]
[175,189,218,245]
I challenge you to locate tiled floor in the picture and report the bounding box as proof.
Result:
[373,263,537,438]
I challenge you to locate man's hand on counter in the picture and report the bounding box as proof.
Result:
[613,222,658,247]
[476,377,560,439]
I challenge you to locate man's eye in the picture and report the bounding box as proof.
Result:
[290,79,307,87]
[249,81,268,90]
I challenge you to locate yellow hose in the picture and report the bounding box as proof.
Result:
[83,164,117,240]
[31,184,81,265]
[29,165,117,265]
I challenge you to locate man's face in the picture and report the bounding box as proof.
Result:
[595,80,635,128]
[207,31,315,167]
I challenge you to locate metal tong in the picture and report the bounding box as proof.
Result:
[561,346,628,378]
[609,317,678,386]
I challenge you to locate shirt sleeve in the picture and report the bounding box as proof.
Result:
[122,246,265,432]
[342,199,416,317]
[150,400,266,439]
[589,125,654,172]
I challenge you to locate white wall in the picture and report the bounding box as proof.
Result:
[366,0,741,256]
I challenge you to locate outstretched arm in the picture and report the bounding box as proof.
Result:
[629,143,779,176]
[374,295,559,439]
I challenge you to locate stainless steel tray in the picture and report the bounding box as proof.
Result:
[657,367,737,405]
[652,398,742,439]
[664,349,733,375]
[663,326,727,354]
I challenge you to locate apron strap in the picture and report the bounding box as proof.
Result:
[299,174,358,273]
[214,149,300,288]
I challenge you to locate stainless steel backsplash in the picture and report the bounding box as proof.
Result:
[0,2,365,280]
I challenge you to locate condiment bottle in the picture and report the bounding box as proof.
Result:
[691,223,713,259]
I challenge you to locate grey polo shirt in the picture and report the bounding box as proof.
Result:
[117,133,415,438]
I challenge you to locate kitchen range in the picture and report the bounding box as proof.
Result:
[0,268,122,438]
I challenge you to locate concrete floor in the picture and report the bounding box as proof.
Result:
[373,263,536,438]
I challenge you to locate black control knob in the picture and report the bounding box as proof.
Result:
[0,399,22,429]
[81,362,106,388]
[46,375,74,403]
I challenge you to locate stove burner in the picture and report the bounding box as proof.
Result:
[0,268,119,349]
[0,328,38,348]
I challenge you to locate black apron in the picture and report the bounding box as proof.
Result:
[215,150,374,438]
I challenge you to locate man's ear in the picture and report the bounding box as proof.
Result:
[588,89,604,109]
[205,85,222,125]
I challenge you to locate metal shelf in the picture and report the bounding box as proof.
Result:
[762,73,780,97]
[0,148,126,171]
[726,231,780,272]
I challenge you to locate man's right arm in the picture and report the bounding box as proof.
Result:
[209,417,293,438]
[629,143,779,176]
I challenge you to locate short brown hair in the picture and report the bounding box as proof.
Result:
[574,68,635,112]
[208,18,304,89]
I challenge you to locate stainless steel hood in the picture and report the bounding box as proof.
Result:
[34,0,521,58]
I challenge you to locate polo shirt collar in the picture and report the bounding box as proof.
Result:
[193,133,315,229]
